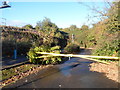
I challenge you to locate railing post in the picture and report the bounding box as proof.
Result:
[13,49,17,59]
[69,57,71,60]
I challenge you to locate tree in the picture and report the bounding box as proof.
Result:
[105,2,119,33]
[23,24,33,29]
[69,25,77,31]
[81,25,89,30]
[92,2,119,56]
[35,21,42,30]
[35,17,58,31]
[34,17,68,49]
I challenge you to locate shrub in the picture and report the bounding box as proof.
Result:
[27,45,62,64]
[17,41,32,55]
[64,44,80,53]
[2,40,15,56]
[2,39,32,57]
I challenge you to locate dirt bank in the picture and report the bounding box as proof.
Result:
[90,61,119,83]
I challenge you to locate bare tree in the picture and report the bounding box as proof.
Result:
[77,1,114,25]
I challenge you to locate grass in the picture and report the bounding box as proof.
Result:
[94,59,119,66]
[1,64,40,81]
[97,59,119,62]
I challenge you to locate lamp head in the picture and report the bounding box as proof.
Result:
[0,1,11,9]
[2,1,8,5]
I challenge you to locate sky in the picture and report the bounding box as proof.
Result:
[0,1,112,28]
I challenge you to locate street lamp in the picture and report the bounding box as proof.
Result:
[0,1,11,9]
[0,1,13,59]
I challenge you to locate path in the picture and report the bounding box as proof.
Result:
[3,49,118,88]
[1,55,28,69]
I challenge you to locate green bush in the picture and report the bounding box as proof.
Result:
[92,39,120,57]
[17,41,32,55]
[2,40,15,56]
[64,44,80,53]
[27,45,62,64]
[2,39,32,56]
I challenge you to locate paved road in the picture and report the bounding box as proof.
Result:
[3,49,118,88]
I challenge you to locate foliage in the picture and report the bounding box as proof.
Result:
[34,17,68,48]
[35,17,58,31]
[2,24,68,57]
[22,24,33,29]
[62,2,119,57]
[1,64,40,81]
[64,44,80,53]
[17,41,32,55]
[3,2,119,59]
[27,45,62,64]
[69,25,78,31]
[2,39,32,56]
[92,2,119,57]
[2,39,15,56]
[61,25,92,48]
[81,25,89,30]
[2,30,36,56]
